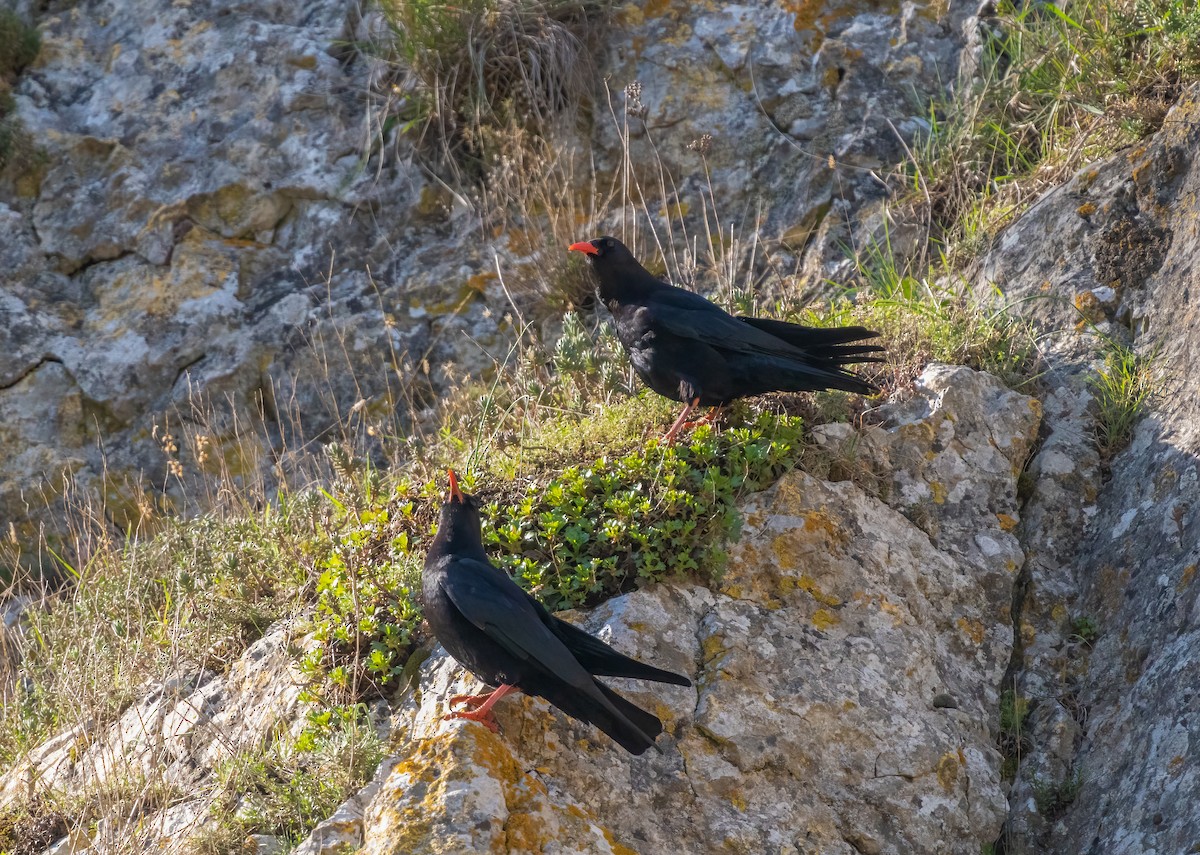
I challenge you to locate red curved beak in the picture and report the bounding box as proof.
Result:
[568,240,599,256]
[447,469,464,503]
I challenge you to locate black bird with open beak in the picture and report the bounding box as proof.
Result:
[569,236,883,443]
[422,469,691,754]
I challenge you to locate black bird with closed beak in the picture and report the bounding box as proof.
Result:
[569,236,883,443]
[422,469,691,754]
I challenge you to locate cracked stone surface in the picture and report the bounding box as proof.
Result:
[963,84,1200,854]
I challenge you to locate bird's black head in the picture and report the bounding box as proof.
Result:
[568,235,628,261]
[435,469,485,556]
[567,236,650,302]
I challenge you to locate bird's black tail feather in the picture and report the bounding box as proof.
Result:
[737,317,883,394]
[548,616,692,686]
[738,318,885,363]
[532,678,665,755]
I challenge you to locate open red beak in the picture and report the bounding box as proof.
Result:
[447,469,464,503]
[568,240,599,256]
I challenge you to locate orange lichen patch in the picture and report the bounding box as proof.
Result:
[929,481,948,505]
[803,508,843,539]
[1074,290,1107,325]
[1077,201,1097,218]
[702,634,729,664]
[1177,564,1196,593]
[1130,157,1154,188]
[730,791,748,811]
[936,750,961,792]
[842,699,856,711]
[1050,602,1068,624]
[812,608,840,630]
[601,829,641,855]
[784,0,823,41]
[287,54,318,70]
[957,617,986,645]
[996,513,1018,532]
[466,270,497,294]
[769,531,802,569]
[878,597,906,626]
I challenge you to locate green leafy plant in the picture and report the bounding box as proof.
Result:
[1069,615,1099,645]
[482,411,808,611]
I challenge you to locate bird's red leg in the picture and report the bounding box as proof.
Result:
[662,398,700,445]
[443,684,519,732]
[682,405,723,432]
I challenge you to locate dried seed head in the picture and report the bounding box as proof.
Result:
[687,133,713,155]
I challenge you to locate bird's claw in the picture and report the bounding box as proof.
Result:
[447,692,494,710]
[443,708,501,733]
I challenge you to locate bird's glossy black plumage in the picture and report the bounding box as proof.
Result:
[422,471,691,754]
[569,236,883,440]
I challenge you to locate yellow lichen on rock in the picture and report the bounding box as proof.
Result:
[812,608,840,630]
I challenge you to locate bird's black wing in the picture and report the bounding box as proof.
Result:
[440,556,666,754]
[642,286,821,360]
[439,557,595,690]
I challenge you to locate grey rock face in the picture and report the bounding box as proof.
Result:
[1,0,512,552]
[969,85,1200,854]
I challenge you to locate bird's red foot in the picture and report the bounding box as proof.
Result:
[441,683,517,734]
[681,406,723,433]
[447,692,495,710]
[442,707,501,732]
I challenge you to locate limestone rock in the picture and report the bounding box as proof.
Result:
[969,83,1200,855]
[0,621,307,843]
[601,0,979,253]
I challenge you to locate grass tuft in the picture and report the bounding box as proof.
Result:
[1088,338,1157,460]
[377,0,610,179]
[0,9,39,77]
[900,0,1200,261]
